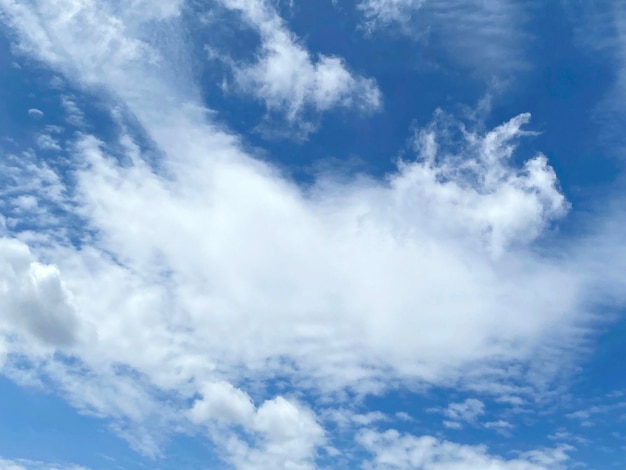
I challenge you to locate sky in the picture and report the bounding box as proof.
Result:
[1,0,626,469]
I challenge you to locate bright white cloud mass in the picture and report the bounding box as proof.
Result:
[1,0,626,469]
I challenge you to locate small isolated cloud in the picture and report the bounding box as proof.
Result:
[443,420,462,430]
[484,420,514,435]
[27,108,43,119]
[395,412,412,422]
[442,398,485,428]
[214,0,382,137]
[352,411,389,426]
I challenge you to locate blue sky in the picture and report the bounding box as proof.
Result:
[1,1,626,469]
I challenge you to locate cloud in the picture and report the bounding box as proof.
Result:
[358,0,530,76]
[35,134,61,151]
[562,1,626,156]
[190,383,324,469]
[27,108,43,119]
[0,457,88,470]
[0,0,623,466]
[55,109,577,399]
[565,401,626,427]
[359,0,425,28]
[442,398,485,427]
[211,0,382,136]
[0,237,79,347]
[60,96,85,127]
[357,429,571,469]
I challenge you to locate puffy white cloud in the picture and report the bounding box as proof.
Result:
[357,429,571,470]
[214,0,381,135]
[190,385,324,469]
[190,381,255,426]
[0,237,78,346]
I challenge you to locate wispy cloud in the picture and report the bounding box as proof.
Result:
[358,0,531,76]
[442,398,485,427]
[209,0,382,138]
[562,1,626,156]
[0,457,88,470]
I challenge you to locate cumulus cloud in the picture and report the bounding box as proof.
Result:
[357,429,572,470]
[213,0,382,136]
[0,0,623,467]
[0,237,78,346]
[190,382,324,468]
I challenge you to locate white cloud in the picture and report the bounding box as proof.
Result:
[60,96,85,127]
[54,109,575,399]
[357,429,571,469]
[27,108,43,119]
[0,237,78,346]
[352,411,389,426]
[483,420,514,436]
[0,0,624,466]
[0,0,146,84]
[442,398,485,426]
[442,420,462,430]
[359,0,425,28]
[35,134,61,151]
[213,0,381,136]
[190,381,255,426]
[0,459,24,470]
[190,385,324,469]
[565,401,626,427]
